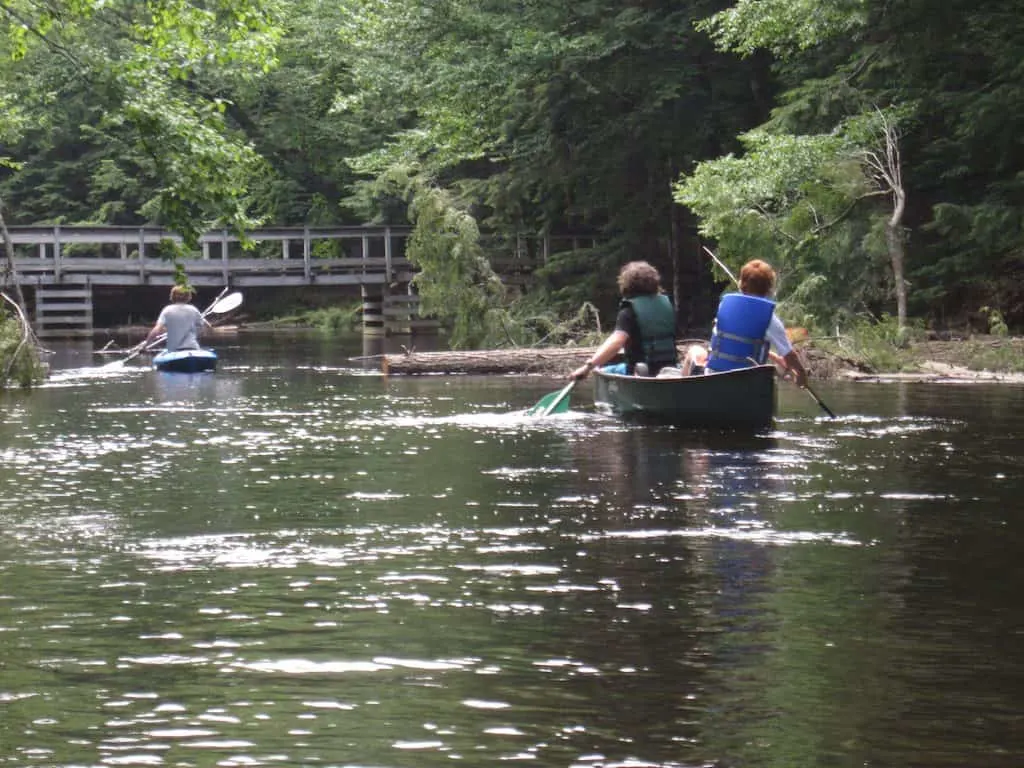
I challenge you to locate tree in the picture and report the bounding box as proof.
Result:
[847,109,908,329]
[692,0,1024,328]
[0,0,283,246]
[336,0,777,332]
[676,107,910,330]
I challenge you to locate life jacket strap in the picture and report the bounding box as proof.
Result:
[712,350,756,364]
[710,330,767,363]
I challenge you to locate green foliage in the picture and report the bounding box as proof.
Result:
[979,306,1009,337]
[698,0,869,58]
[2,0,1024,341]
[675,129,852,250]
[0,0,282,243]
[964,343,1024,374]
[0,310,46,388]
[692,0,1024,329]
[364,165,508,349]
[270,304,362,333]
[312,305,361,334]
[824,314,922,372]
[341,0,774,319]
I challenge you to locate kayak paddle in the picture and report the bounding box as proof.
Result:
[205,291,243,317]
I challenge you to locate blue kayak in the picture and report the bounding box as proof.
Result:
[152,348,218,373]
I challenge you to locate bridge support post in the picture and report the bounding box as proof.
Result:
[34,282,93,339]
[361,283,438,337]
[361,284,385,336]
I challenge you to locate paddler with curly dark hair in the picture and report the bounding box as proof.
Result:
[570,260,678,380]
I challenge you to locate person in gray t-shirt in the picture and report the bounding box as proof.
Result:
[143,285,207,352]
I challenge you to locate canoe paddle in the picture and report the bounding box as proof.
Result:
[701,245,837,419]
[804,383,836,419]
[527,379,576,416]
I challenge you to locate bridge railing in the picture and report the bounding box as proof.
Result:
[5,225,602,288]
[6,225,415,287]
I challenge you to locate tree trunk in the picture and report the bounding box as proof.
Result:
[0,199,30,318]
[887,189,907,330]
[669,200,681,333]
[374,347,596,376]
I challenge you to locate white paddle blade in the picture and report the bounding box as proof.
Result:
[208,291,243,315]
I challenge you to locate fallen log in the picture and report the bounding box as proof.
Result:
[370,340,841,378]
[372,347,596,376]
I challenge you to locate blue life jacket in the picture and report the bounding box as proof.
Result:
[706,293,775,373]
[622,294,677,374]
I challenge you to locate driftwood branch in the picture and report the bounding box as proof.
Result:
[0,198,47,373]
[1,290,33,382]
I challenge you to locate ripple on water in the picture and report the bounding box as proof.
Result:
[3,369,1023,768]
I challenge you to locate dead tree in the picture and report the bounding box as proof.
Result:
[857,110,907,330]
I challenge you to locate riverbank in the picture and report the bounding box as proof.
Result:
[806,335,1024,383]
[93,321,1024,383]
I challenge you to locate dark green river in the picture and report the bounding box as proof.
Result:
[2,332,1022,767]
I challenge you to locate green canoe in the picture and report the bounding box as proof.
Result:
[593,364,777,431]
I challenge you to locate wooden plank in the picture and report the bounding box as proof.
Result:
[36,328,93,339]
[35,289,92,299]
[36,302,93,312]
[37,314,93,324]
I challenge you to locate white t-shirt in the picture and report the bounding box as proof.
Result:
[157,303,204,351]
[766,315,793,357]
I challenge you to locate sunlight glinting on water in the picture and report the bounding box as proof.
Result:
[8,348,1022,768]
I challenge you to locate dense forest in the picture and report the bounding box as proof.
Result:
[1,0,1022,348]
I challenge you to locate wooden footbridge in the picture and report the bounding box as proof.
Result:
[5,224,432,338]
[5,224,600,339]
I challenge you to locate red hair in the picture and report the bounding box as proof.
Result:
[738,260,776,297]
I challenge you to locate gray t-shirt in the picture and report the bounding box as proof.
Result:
[157,303,204,351]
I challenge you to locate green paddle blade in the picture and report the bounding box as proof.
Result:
[526,381,575,416]
[526,390,561,415]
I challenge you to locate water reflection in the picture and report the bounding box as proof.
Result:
[149,370,244,404]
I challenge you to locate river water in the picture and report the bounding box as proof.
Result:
[1,332,1022,767]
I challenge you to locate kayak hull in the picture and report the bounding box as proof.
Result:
[593,364,776,431]
[152,348,218,374]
